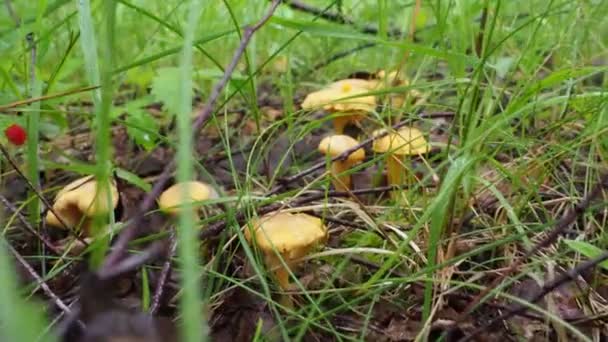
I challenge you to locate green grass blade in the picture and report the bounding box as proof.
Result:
[176,0,207,341]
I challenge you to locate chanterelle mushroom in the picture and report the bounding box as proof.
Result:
[158,181,217,216]
[45,175,119,234]
[318,135,365,191]
[245,212,328,293]
[301,79,376,134]
[372,127,429,197]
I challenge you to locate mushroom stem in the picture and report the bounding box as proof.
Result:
[332,115,350,134]
[332,113,362,134]
[330,160,353,192]
[266,255,294,308]
[386,155,408,198]
[266,255,291,290]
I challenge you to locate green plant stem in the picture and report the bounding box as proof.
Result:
[26,33,41,230]
[177,0,207,341]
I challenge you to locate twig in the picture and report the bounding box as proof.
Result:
[149,231,177,315]
[270,112,454,195]
[97,241,166,280]
[312,42,377,70]
[199,184,417,240]
[0,85,100,112]
[3,240,84,329]
[0,194,61,255]
[282,0,404,38]
[0,143,89,247]
[459,250,608,342]
[459,172,608,318]
[99,0,282,272]
[347,256,548,323]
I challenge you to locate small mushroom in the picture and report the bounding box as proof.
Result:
[158,181,217,217]
[301,79,376,134]
[244,211,327,304]
[45,175,119,235]
[318,135,365,191]
[372,127,429,197]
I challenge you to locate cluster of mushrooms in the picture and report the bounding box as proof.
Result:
[44,70,429,307]
[311,71,430,196]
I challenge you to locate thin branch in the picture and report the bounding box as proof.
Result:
[459,172,608,318]
[149,231,177,315]
[0,85,100,112]
[347,256,548,323]
[199,184,421,240]
[97,241,165,280]
[282,0,404,38]
[99,0,282,272]
[312,42,377,71]
[3,241,84,329]
[460,251,608,342]
[0,194,61,255]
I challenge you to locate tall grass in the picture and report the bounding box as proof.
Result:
[175,0,207,341]
[1,0,608,340]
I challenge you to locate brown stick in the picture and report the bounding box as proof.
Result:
[149,231,177,315]
[282,0,404,38]
[0,194,61,255]
[0,85,100,112]
[99,0,283,272]
[3,241,85,328]
[460,250,608,341]
[459,172,608,318]
[97,241,166,280]
[199,184,420,240]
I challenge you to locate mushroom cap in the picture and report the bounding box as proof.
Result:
[318,135,365,163]
[45,176,119,230]
[372,127,429,155]
[244,212,327,260]
[158,181,217,215]
[301,79,376,113]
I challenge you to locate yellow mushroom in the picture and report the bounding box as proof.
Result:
[45,175,119,235]
[301,79,376,134]
[158,181,217,217]
[372,127,429,197]
[318,135,365,192]
[244,212,327,302]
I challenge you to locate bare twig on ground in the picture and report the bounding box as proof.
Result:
[149,231,177,315]
[460,250,608,341]
[199,184,425,240]
[459,172,608,318]
[347,256,549,323]
[3,240,84,328]
[0,195,61,255]
[99,0,282,273]
[97,241,166,280]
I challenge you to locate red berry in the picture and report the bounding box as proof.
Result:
[4,124,27,146]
